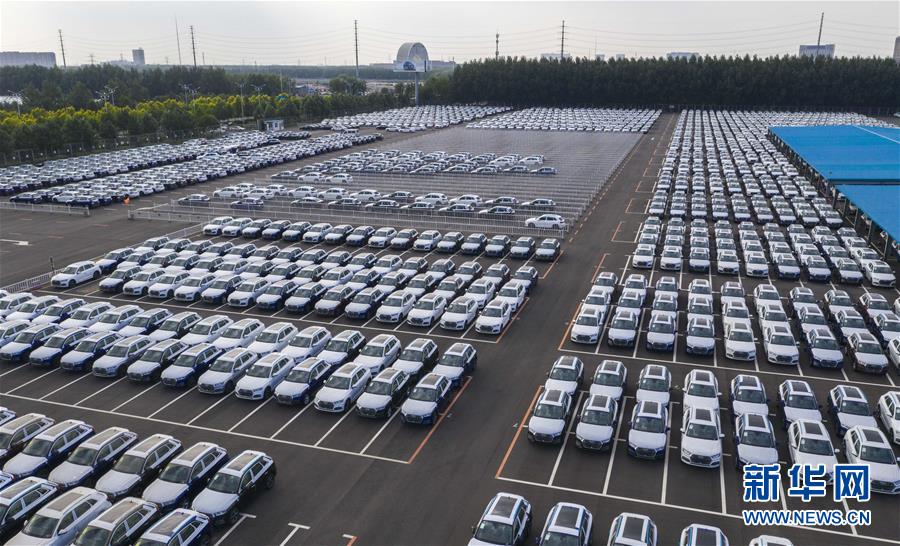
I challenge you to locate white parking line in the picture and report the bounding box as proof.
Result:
[227,397,274,432]
[39,372,92,400]
[5,368,59,394]
[148,386,197,418]
[279,523,312,546]
[213,513,257,546]
[269,402,314,439]
[602,395,629,495]
[111,383,159,412]
[314,406,355,446]
[548,391,584,486]
[659,401,674,504]
[0,364,27,379]
[360,409,401,454]
[187,393,236,425]
[75,376,127,406]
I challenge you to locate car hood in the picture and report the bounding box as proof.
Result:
[867,461,900,483]
[118,325,147,337]
[432,365,463,380]
[149,330,177,342]
[476,316,503,326]
[737,444,778,464]
[682,395,719,411]
[60,350,93,364]
[3,453,45,476]
[607,327,635,339]
[48,461,93,485]
[200,370,234,384]
[161,366,193,380]
[687,335,715,348]
[1,342,30,354]
[357,392,391,409]
[96,470,140,495]
[442,311,470,322]
[528,416,564,435]
[129,360,161,375]
[636,389,670,405]
[838,414,877,429]
[236,376,269,391]
[784,406,821,423]
[275,381,309,397]
[794,452,837,474]
[628,430,666,449]
[402,398,437,417]
[732,401,768,417]
[181,333,210,345]
[682,436,721,456]
[7,532,57,545]
[575,422,613,441]
[143,479,189,505]
[318,350,347,364]
[29,346,63,359]
[345,303,371,313]
[94,355,127,368]
[316,300,341,309]
[727,340,756,352]
[316,387,350,403]
[544,379,577,395]
[193,489,236,516]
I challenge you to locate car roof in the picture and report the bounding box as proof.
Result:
[172,442,220,465]
[483,492,525,523]
[220,450,266,475]
[127,434,175,456]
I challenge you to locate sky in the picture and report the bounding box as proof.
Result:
[1,1,897,67]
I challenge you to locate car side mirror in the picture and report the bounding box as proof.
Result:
[720,433,726,439]
[834,448,841,453]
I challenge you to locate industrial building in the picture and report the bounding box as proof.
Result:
[0,51,57,67]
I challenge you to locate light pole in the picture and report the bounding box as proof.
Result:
[6,91,22,115]
[103,85,117,106]
[237,82,246,119]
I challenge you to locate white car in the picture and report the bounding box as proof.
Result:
[544,355,583,396]
[440,296,478,330]
[50,261,101,288]
[829,385,877,437]
[628,400,669,460]
[631,244,656,269]
[247,322,298,355]
[681,369,720,411]
[635,364,671,406]
[474,299,512,335]
[147,271,191,299]
[212,318,264,351]
[734,413,778,468]
[763,325,799,365]
[574,394,617,451]
[724,322,756,361]
[465,278,496,309]
[173,273,216,302]
[877,391,900,444]
[407,293,447,327]
[314,363,371,413]
[525,214,566,229]
[88,305,141,333]
[376,290,416,323]
[843,426,900,494]
[227,278,269,308]
[570,307,603,344]
[787,420,838,480]
[7,295,60,322]
[121,269,165,296]
[234,353,294,400]
[274,357,332,405]
[779,380,823,426]
[526,389,572,445]
[589,360,626,400]
[181,315,232,345]
[60,302,114,328]
[494,281,526,312]
[352,334,400,375]
[197,348,258,394]
[730,375,768,418]
[680,406,723,468]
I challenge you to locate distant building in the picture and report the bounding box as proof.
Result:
[540,52,571,61]
[132,48,145,66]
[667,51,699,60]
[614,53,626,61]
[262,119,284,132]
[0,51,56,67]
[595,54,606,62]
[893,37,900,63]
[799,44,835,58]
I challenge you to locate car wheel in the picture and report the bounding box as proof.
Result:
[264,387,272,399]
[226,506,240,525]
[225,381,234,392]
[92,271,100,280]
[264,471,275,489]
[302,393,311,405]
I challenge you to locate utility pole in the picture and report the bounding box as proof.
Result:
[58,29,67,68]
[175,16,183,65]
[190,25,197,67]
[495,31,499,59]
[202,52,206,65]
[816,12,824,48]
[237,82,246,119]
[354,20,359,78]
[89,53,95,65]
[560,20,565,61]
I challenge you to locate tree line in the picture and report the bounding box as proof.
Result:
[422,55,900,110]
[0,90,403,157]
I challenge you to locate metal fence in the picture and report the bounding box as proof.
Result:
[0,201,91,216]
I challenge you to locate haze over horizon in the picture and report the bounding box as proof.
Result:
[1,1,897,68]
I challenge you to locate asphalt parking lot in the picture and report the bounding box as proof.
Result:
[2,113,899,545]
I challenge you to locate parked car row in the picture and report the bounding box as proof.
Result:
[8,132,381,209]
[0,406,276,542]
[466,107,661,133]
[469,491,792,545]
[319,105,510,130]
[271,146,556,178]
[523,357,900,493]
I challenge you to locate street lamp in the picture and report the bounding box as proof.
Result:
[5,91,22,115]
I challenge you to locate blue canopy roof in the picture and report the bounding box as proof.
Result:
[835,184,900,242]
[770,125,900,183]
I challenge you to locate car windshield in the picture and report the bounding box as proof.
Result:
[639,377,668,392]
[575,315,599,327]
[107,344,131,357]
[246,364,273,378]
[23,438,53,457]
[729,329,753,342]
[770,334,794,346]
[73,339,100,352]
[841,317,866,330]
[114,453,146,474]
[159,463,191,483]
[799,438,833,456]
[687,383,717,397]
[366,381,392,395]
[840,400,869,415]
[43,335,70,349]
[384,297,406,307]
[98,313,122,324]
[593,371,622,387]
[67,446,99,465]
[533,402,564,419]
[75,526,112,546]
[448,303,471,314]
[735,388,765,403]
[210,280,232,290]
[549,367,578,381]
[689,324,713,337]
[633,416,664,433]
[0,433,12,449]
[209,358,238,373]
[207,472,240,494]
[855,341,882,354]
[741,429,775,448]
[649,320,674,333]
[582,409,613,426]
[473,521,513,545]
[322,291,344,302]
[131,316,155,328]
[686,422,719,440]
[23,515,59,538]
[183,277,205,287]
[360,344,386,357]
[286,369,312,383]
[860,445,897,464]
[325,375,351,389]
[689,302,712,315]
[71,308,98,319]
[611,316,636,330]
[786,394,817,409]
[482,306,505,318]
[256,331,281,343]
